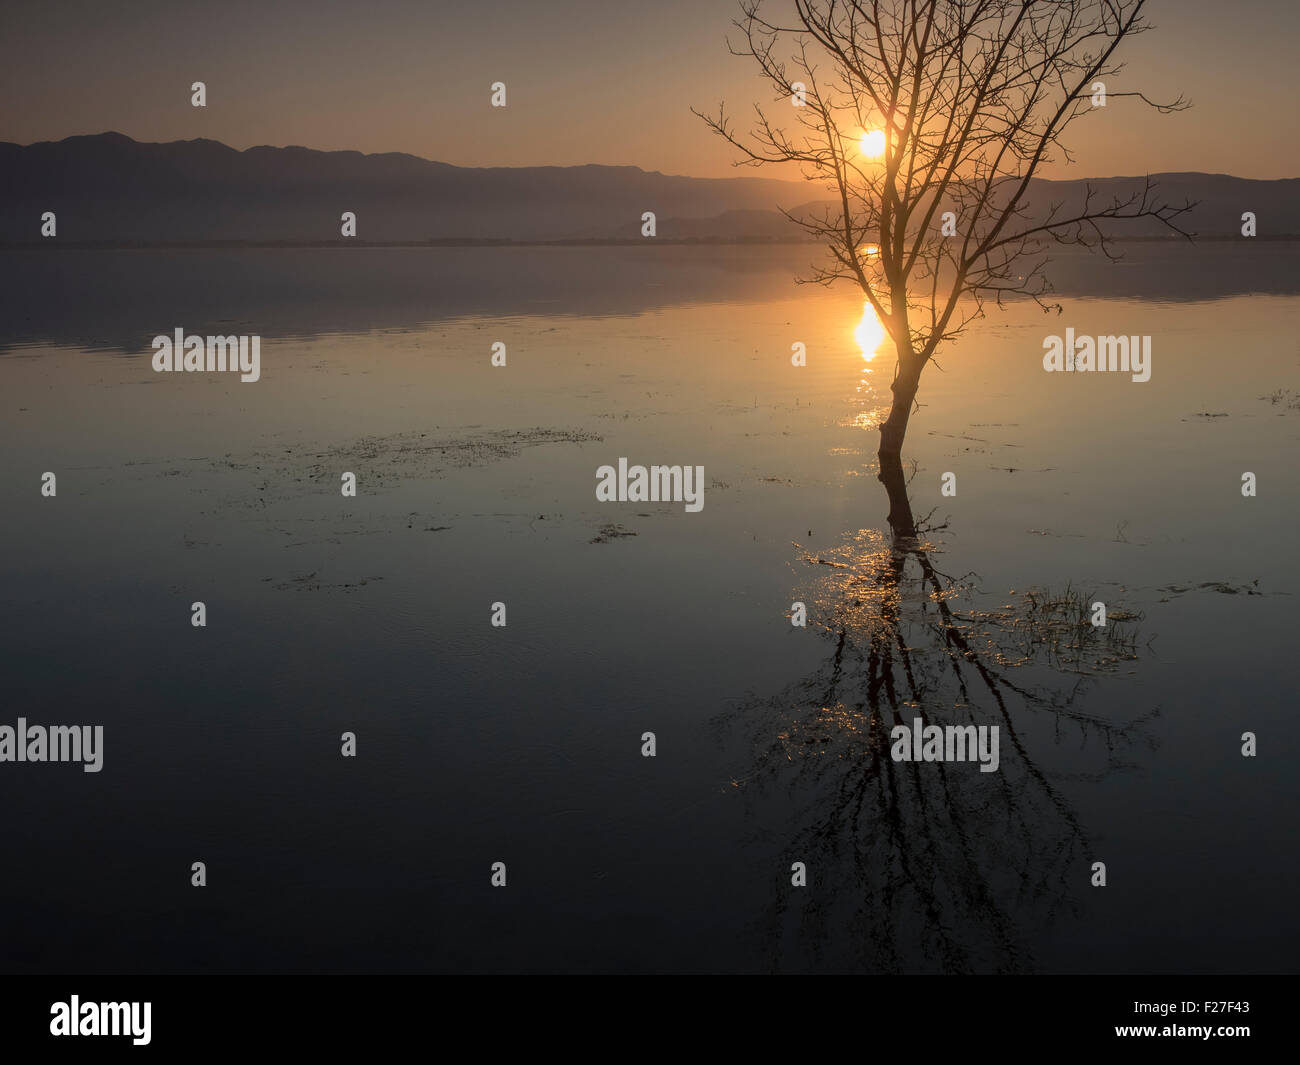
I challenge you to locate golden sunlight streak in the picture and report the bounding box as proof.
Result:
[860,129,886,158]
[854,301,886,361]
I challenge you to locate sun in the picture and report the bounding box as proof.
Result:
[860,129,886,158]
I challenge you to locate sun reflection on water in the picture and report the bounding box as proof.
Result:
[849,301,891,431]
[855,301,886,361]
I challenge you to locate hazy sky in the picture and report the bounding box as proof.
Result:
[2,0,1295,179]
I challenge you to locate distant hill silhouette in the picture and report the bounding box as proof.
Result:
[656,178,1300,241]
[0,132,812,243]
[1,133,1296,243]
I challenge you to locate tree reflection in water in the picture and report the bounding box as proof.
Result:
[723,463,1158,972]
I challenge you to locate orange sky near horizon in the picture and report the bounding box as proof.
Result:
[1,0,1295,181]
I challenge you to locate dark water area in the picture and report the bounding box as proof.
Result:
[2,239,1297,355]
[0,242,1296,973]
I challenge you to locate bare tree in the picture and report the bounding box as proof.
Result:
[696,0,1193,475]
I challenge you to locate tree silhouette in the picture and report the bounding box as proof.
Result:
[697,0,1193,475]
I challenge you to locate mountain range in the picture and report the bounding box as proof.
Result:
[2,132,1297,243]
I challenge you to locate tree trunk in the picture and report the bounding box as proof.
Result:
[878,451,917,540]
[877,352,923,539]
[877,355,922,463]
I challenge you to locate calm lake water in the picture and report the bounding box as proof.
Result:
[1,242,1296,973]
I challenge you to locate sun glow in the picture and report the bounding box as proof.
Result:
[854,301,886,360]
[860,129,886,158]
